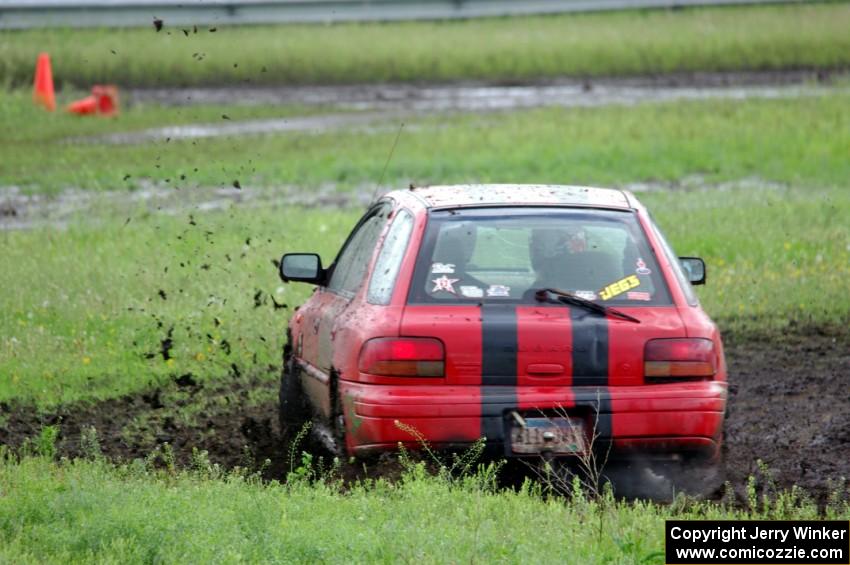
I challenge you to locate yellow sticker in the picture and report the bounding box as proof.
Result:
[599,275,640,301]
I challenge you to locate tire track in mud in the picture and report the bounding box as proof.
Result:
[1,330,848,501]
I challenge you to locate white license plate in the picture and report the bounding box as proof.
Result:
[510,417,586,455]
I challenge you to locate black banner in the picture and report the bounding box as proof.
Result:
[666,520,849,564]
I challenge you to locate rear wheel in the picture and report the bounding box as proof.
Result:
[278,354,309,441]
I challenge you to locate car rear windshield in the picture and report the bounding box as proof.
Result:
[408,207,671,305]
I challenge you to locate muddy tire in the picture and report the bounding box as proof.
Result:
[278,355,309,441]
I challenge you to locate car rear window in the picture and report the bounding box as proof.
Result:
[408,207,671,306]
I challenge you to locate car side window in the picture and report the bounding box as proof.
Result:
[367,209,415,305]
[327,203,392,297]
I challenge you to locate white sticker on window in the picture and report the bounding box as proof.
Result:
[460,285,483,298]
[486,285,511,297]
[574,290,597,301]
[431,262,456,274]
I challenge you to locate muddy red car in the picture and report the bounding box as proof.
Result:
[278,184,726,487]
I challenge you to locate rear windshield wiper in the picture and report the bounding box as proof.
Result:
[535,288,640,324]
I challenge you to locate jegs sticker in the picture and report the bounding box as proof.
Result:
[460,285,484,298]
[431,275,459,294]
[599,275,640,301]
[486,285,511,297]
[626,291,651,301]
[431,262,456,274]
[635,258,651,276]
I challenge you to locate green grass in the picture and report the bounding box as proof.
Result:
[2,3,850,88]
[0,205,354,407]
[644,187,850,333]
[0,454,846,564]
[4,91,850,195]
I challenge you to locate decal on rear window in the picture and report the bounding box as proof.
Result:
[431,275,459,294]
[460,285,483,298]
[626,291,651,301]
[635,258,652,275]
[598,275,640,301]
[486,284,511,297]
[431,262,455,274]
[574,290,598,301]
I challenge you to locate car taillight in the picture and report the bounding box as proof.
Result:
[644,338,716,381]
[358,338,445,377]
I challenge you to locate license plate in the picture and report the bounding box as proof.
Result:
[510,417,586,455]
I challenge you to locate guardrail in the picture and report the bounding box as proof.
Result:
[0,0,813,29]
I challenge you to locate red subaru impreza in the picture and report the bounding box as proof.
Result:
[279,185,726,487]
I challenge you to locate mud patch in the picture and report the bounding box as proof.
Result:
[1,330,848,500]
[723,329,850,499]
[0,370,289,478]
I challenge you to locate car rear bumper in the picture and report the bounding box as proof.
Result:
[339,380,726,459]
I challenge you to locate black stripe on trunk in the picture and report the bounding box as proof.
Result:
[481,304,517,444]
[570,308,612,440]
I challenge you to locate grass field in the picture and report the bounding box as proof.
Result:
[0,206,348,407]
[4,90,850,194]
[2,3,850,88]
[0,453,846,564]
[2,90,850,407]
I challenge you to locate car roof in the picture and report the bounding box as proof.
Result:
[392,184,634,211]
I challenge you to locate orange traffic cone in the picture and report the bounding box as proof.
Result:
[33,53,56,112]
[66,95,98,115]
[92,85,119,116]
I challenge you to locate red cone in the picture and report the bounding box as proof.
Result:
[67,95,98,115]
[92,85,119,116]
[33,53,56,112]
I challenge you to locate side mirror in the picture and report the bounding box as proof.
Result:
[280,253,325,285]
[679,257,706,285]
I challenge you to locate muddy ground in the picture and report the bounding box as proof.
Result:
[1,329,848,501]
